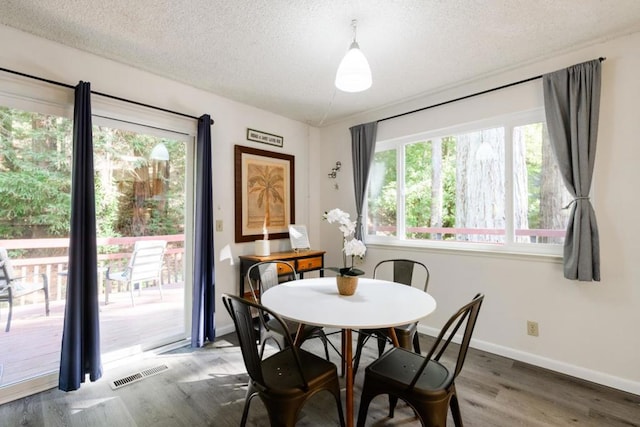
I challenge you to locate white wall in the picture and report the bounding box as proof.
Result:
[0,24,312,338]
[315,32,640,395]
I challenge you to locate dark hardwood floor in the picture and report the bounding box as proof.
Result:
[1,331,638,426]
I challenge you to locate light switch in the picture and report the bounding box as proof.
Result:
[215,220,223,232]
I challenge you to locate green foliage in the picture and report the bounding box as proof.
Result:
[368,149,397,231]
[0,106,187,241]
[0,107,72,237]
[523,123,543,228]
[405,141,432,239]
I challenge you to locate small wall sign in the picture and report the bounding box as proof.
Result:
[247,128,283,147]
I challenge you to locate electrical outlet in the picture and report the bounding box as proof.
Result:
[527,320,539,337]
[215,220,223,232]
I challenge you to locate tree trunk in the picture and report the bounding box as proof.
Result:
[431,138,443,240]
[512,126,530,242]
[456,129,505,243]
[539,123,568,244]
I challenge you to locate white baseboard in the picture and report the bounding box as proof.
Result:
[0,373,58,406]
[418,325,640,396]
[215,323,236,337]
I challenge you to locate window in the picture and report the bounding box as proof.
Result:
[367,109,571,254]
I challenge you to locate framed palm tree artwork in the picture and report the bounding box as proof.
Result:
[234,145,295,242]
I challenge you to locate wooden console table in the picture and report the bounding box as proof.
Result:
[238,249,325,298]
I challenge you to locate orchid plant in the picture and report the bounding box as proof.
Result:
[323,208,367,276]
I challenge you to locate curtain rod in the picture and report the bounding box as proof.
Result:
[0,66,214,125]
[378,57,606,123]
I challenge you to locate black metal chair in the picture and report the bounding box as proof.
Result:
[357,293,484,427]
[353,259,430,373]
[0,247,50,332]
[222,293,346,427]
[247,260,330,360]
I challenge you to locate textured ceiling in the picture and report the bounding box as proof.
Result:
[2,0,640,126]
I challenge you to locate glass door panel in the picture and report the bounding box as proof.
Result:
[0,104,191,401]
[0,106,71,389]
[92,124,188,361]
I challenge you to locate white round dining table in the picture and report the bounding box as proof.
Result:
[261,277,436,427]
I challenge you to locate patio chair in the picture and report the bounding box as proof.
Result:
[0,247,50,332]
[105,240,167,306]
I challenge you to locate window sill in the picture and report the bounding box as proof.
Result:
[364,239,563,263]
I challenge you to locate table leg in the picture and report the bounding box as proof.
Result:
[341,329,346,377]
[293,323,305,347]
[388,327,400,347]
[345,328,354,427]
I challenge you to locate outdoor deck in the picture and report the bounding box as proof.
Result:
[0,283,185,386]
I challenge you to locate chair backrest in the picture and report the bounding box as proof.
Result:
[246,260,297,302]
[409,293,484,389]
[0,247,16,285]
[373,259,430,291]
[222,293,307,389]
[127,240,167,282]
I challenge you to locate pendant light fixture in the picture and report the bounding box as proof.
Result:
[335,19,372,93]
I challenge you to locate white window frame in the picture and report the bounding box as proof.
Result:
[366,108,566,257]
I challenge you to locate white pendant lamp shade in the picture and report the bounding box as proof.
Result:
[335,20,372,93]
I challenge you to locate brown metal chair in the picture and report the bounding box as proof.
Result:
[0,247,50,332]
[353,259,430,373]
[222,293,345,427]
[247,260,330,360]
[357,293,484,427]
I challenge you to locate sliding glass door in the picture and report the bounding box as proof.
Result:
[0,98,194,403]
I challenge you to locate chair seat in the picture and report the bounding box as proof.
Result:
[265,317,324,341]
[105,270,127,281]
[0,281,44,298]
[362,322,416,340]
[367,347,453,395]
[262,347,338,391]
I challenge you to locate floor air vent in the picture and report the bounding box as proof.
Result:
[109,364,169,390]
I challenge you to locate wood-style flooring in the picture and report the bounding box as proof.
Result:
[1,331,638,426]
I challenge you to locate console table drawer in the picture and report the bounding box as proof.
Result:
[276,262,295,275]
[296,256,323,272]
[238,249,326,297]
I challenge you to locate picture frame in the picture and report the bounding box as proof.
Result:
[234,145,295,242]
[288,224,310,250]
[246,128,284,147]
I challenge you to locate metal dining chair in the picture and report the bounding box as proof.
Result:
[247,260,330,360]
[353,259,430,373]
[357,293,484,427]
[222,293,345,427]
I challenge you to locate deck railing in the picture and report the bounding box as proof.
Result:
[368,226,565,243]
[0,234,185,305]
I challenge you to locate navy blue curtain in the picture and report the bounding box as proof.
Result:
[191,114,215,347]
[59,81,102,391]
